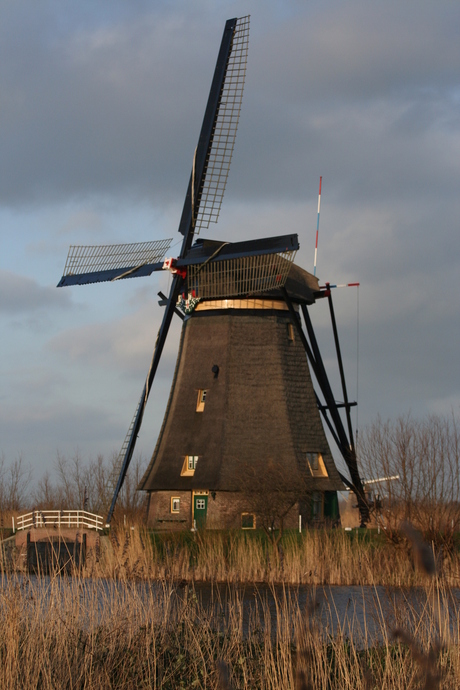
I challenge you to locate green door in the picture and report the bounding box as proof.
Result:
[194,494,208,529]
[323,491,339,523]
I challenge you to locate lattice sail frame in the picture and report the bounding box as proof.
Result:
[194,16,250,234]
[61,239,172,277]
[187,250,297,299]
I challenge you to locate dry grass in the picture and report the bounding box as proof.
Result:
[0,568,459,688]
[90,527,460,588]
[0,523,459,687]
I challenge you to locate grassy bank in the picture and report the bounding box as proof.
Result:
[95,528,460,588]
[0,570,458,689]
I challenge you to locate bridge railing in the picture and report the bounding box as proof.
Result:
[15,510,104,533]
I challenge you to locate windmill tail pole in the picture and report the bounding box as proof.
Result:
[326,289,369,527]
[327,291,355,450]
[313,176,322,277]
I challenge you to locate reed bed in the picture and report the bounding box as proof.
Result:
[0,570,459,688]
[92,528,460,588]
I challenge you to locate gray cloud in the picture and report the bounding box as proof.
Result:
[0,398,122,470]
[48,296,182,376]
[2,0,458,210]
[1,0,459,479]
[0,269,71,314]
[0,4,222,206]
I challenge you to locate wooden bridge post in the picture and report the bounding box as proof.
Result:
[26,530,31,573]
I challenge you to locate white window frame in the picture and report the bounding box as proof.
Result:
[196,389,207,412]
[306,452,328,477]
[181,455,199,476]
[241,512,256,530]
[188,455,198,470]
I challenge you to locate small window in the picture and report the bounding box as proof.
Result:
[306,452,328,477]
[181,455,199,476]
[196,389,207,412]
[307,452,319,471]
[195,498,206,510]
[312,492,322,518]
[188,455,198,471]
[171,497,180,513]
[241,513,256,529]
[287,323,295,342]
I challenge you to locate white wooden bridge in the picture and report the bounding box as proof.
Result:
[14,509,104,533]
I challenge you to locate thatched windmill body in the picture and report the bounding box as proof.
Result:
[58,17,369,528]
[139,262,347,531]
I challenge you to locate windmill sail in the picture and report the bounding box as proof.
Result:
[193,16,250,234]
[105,16,251,524]
[177,16,249,246]
[179,233,298,298]
[188,251,297,299]
[106,390,145,517]
[58,239,172,286]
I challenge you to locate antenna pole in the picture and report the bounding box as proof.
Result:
[313,176,322,276]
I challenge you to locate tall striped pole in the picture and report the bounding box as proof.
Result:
[313,176,322,276]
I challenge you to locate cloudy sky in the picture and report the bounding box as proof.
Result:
[1,0,459,484]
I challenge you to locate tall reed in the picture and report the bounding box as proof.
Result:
[93,528,460,587]
[0,570,458,688]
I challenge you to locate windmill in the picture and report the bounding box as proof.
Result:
[57,16,369,528]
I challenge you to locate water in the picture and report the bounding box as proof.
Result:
[192,582,460,645]
[1,574,459,646]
